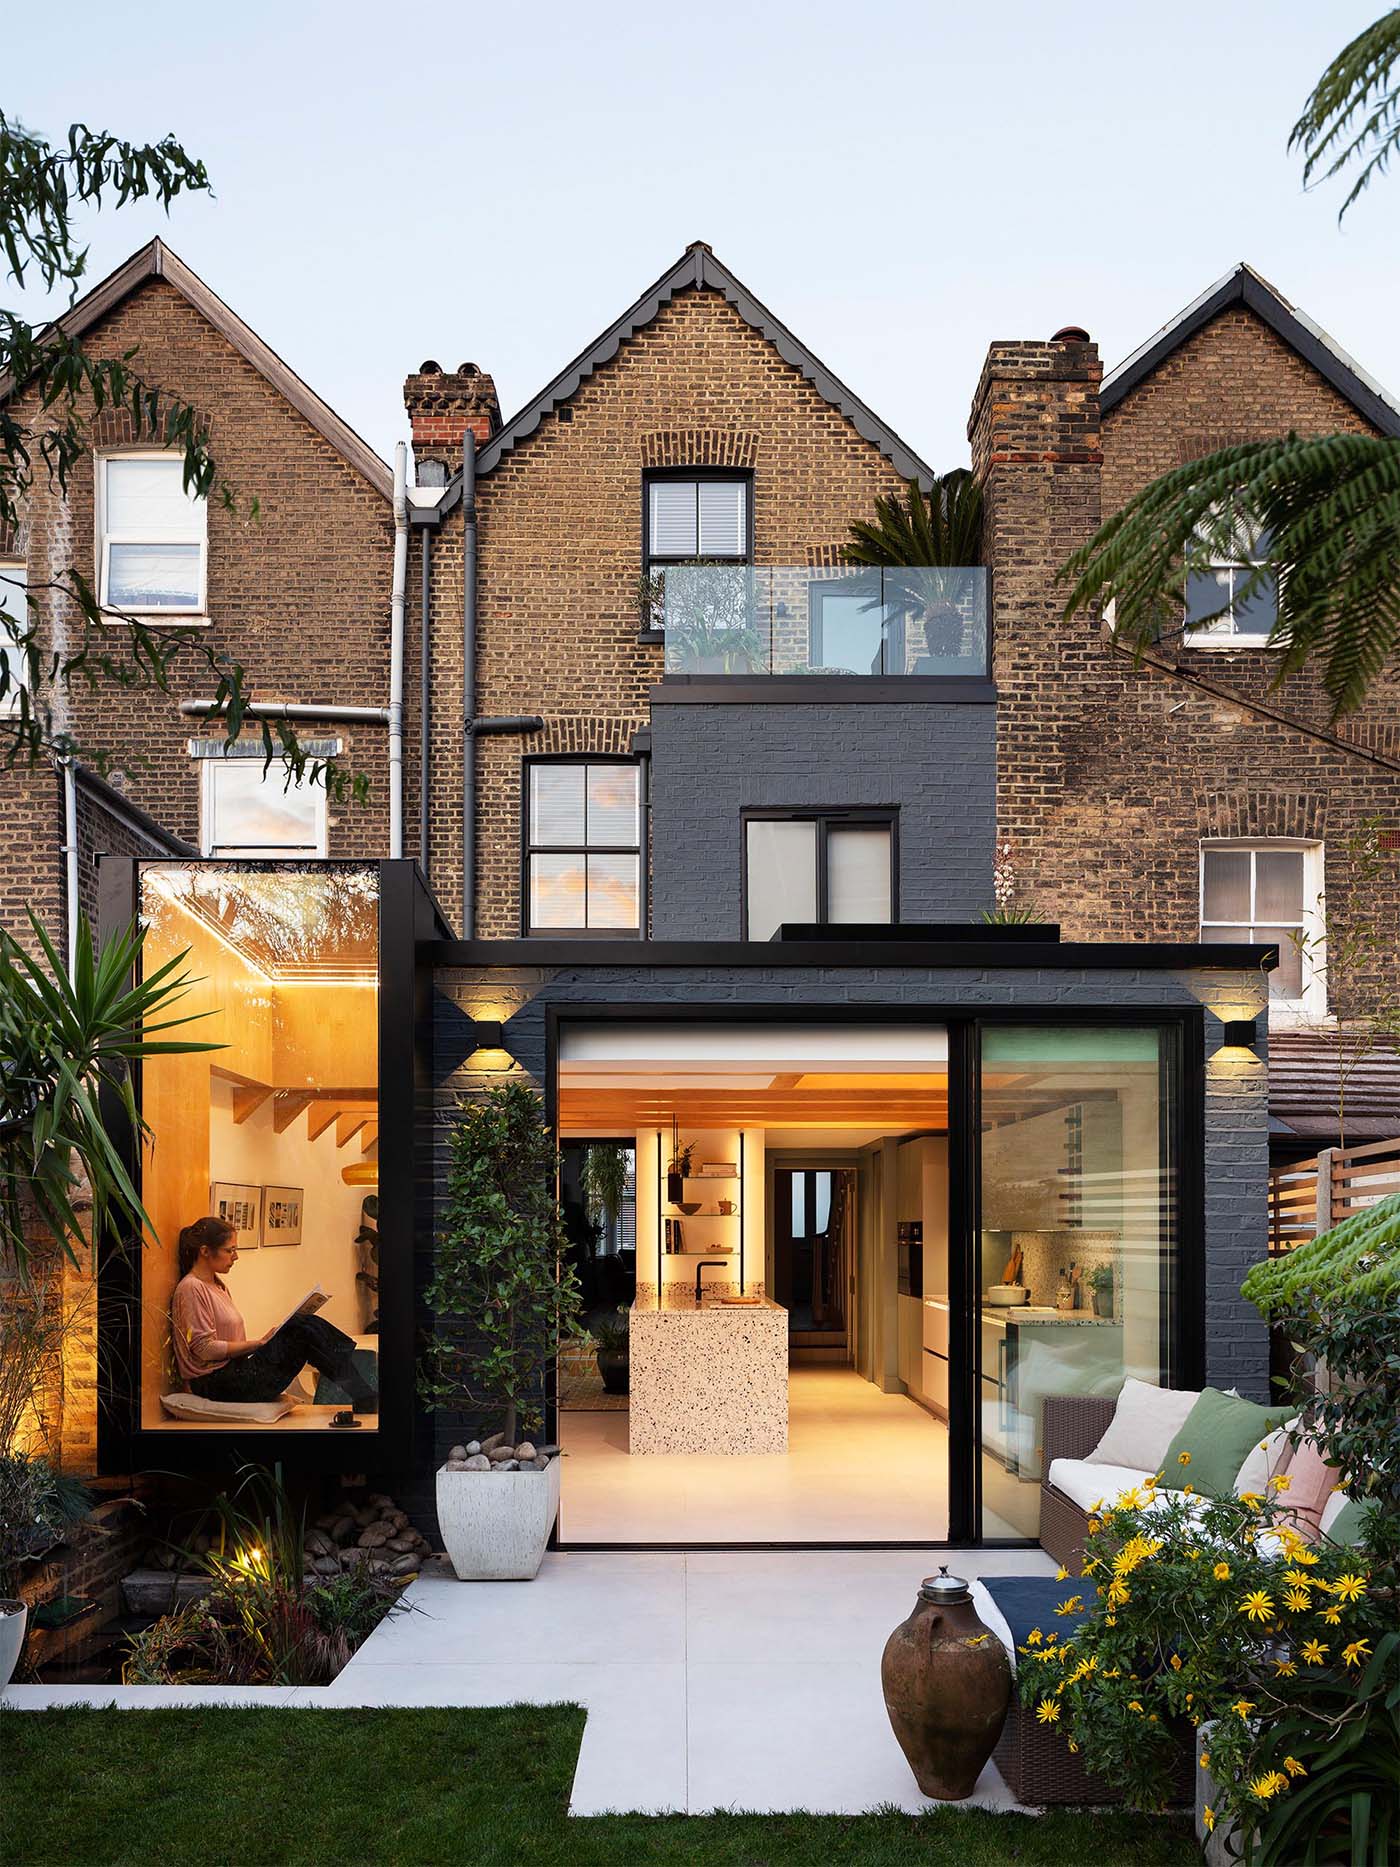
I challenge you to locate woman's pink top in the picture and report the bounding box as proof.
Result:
[171,1273,246,1383]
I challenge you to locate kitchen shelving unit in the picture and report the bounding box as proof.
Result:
[654,1128,746,1305]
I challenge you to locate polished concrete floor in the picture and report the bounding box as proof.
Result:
[559,1365,950,1544]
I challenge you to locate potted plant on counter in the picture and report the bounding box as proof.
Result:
[593,1310,629,1395]
[420,1084,584,1580]
[1088,1263,1115,1319]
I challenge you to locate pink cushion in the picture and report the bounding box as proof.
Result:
[1277,1438,1341,1539]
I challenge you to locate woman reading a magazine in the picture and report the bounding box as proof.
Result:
[170,1216,376,1411]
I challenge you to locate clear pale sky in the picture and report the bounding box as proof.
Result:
[9,1,1396,471]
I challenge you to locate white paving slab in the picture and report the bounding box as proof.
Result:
[4,1546,1056,1817]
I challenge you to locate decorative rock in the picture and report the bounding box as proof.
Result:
[464,1441,481,1457]
[530,1457,550,1471]
[389,1554,419,1576]
[368,1493,394,1509]
[487,1444,516,1463]
[464,1454,491,1471]
[448,1445,469,1463]
[313,1555,340,1577]
[445,1460,468,1473]
[387,1534,416,1553]
[498,1460,519,1471]
[332,1516,357,1544]
[479,1432,505,1454]
[536,1444,560,1459]
[515,1442,537,1462]
[355,1506,378,1528]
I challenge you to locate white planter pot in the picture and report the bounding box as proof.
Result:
[435,1459,561,1581]
[0,1600,28,1689]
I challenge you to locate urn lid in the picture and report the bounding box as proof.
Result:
[919,1565,971,1603]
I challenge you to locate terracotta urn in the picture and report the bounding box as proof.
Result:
[881,1567,1012,1800]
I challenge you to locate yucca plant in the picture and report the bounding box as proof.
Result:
[0,909,218,1279]
[1061,13,1400,718]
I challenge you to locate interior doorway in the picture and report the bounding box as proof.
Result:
[773,1167,853,1360]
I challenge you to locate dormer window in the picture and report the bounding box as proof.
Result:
[99,454,208,617]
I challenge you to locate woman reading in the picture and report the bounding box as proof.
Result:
[170,1216,376,1412]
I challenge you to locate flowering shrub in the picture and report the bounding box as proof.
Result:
[1045,1478,1397,1860]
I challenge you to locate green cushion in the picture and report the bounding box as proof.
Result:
[1325,1496,1370,1548]
[1159,1388,1292,1497]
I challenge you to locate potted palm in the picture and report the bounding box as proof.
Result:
[592,1310,630,1395]
[844,470,983,669]
[420,1084,584,1580]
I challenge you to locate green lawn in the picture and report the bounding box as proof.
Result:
[0,1706,1199,1866]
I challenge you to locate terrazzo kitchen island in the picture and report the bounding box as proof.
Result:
[628,1290,788,1454]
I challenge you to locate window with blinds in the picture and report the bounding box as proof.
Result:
[1199,841,1324,1019]
[99,454,208,615]
[744,812,895,941]
[645,475,749,565]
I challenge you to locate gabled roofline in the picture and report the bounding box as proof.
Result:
[1101,262,1400,438]
[3,240,393,500]
[450,242,936,496]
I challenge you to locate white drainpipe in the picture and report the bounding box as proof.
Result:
[62,758,79,972]
[389,441,408,859]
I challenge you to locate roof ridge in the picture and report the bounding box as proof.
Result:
[2,239,393,500]
[460,244,937,487]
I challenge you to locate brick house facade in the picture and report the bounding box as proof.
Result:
[1,240,397,951]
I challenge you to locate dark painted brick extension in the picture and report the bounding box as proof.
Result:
[648,702,996,936]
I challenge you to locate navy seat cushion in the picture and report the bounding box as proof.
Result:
[314,1345,379,1406]
[981,1574,1099,1664]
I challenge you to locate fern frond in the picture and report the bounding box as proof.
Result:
[1290,9,1400,218]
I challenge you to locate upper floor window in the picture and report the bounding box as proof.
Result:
[201,756,328,857]
[1184,508,1277,646]
[744,810,895,941]
[0,560,26,714]
[1200,840,1324,1020]
[100,454,207,616]
[525,760,641,935]
[645,473,749,572]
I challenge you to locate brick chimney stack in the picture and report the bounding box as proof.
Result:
[967,329,1103,875]
[404,360,501,475]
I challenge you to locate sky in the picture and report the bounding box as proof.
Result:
[8,1,1396,472]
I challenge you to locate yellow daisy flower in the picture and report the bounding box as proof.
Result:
[1269,1473,1291,1492]
[1056,1566,1069,1582]
[1283,1589,1311,1614]
[1239,1589,1274,1623]
[1300,1639,1328,1665]
[1170,1654,1182,1671]
[1177,1450,1191,1465]
[1127,1699,1144,1714]
[1199,1750,1210,1770]
[1248,1770,1288,1801]
[965,1633,990,1647]
[1319,1604,1343,1626]
[1213,1561,1231,1581]
[1284,1757,1307,1778]
[1332,1573,1366,1604]
[1025,1628,1042,1646]
[1036,1698,1060,1724]
[1282,1569,1314,1592]
[1342,1639,1372,1668]
[1202,1806,1216,1833]
[1292,1548,1320,1567]
[1239,1491,1265,1510]
[1054,1594,1085,1616]
[1273,1658,1297,1676]
[1232,1699,1256,1720]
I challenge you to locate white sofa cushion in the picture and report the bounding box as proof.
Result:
[1232,1418,1299,1497]
[1085,1377,1201,1472]
[160,1391,296,1424]
[1047,1458,1152,1513]
[1319,1489,1351,1536]
[970,1579,1016,1663]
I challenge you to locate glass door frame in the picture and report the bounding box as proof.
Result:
[541,1000,1206,1548]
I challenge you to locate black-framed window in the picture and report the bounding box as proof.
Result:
[742,809,895,940]
[525,759,643,936]
[644,470,751,573]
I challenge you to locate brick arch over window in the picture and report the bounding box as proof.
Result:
[1193,790,1330,841]
[640,431,758,471]
[532,717,646,758]
[804,543,851,568]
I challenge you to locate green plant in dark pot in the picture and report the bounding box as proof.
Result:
[593,1309,630,1395]
[420,1084,584,1579]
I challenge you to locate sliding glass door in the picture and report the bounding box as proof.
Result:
[977,1026,1180,1538]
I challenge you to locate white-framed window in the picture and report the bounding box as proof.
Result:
[1200,841,1325,1021]
[98,453,208,617]
[525,760,642,935]
[1184,508,1278,646]
[743,811,895,941]
[200,756,329,858]
[645,474,749,570]
[0,559,26,714]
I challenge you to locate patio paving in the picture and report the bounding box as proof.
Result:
[4,1546,1056,1816]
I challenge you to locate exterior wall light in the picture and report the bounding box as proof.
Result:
[1220,1018,1258,1052]
[469,1018,505,1054]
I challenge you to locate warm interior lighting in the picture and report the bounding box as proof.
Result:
[469,1018,505,1053]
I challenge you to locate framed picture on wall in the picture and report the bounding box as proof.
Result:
[211,1182,263,1246]
[263,1185,304,1247]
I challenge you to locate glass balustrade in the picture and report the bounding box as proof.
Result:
[654,565,987,677]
